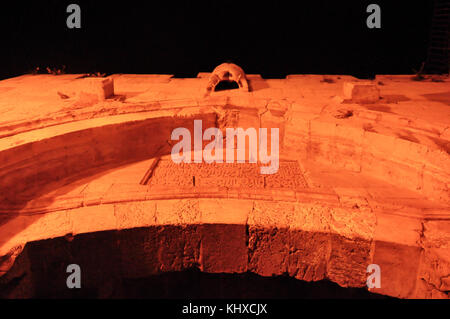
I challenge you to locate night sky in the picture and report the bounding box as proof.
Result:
[0,0,435,80]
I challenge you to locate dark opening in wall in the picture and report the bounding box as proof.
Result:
[214,81,240,91]
[0,228,393,299]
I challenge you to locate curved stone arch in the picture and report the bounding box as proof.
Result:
[206,63,249,93]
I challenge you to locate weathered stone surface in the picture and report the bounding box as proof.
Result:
[148,160,307,189]
[343,81,380,103]
[205,63,249,93]
[0,71,448,299]
[59,77,114,104]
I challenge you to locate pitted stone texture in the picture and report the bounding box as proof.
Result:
[155,199,202,225]
[415,220,450,299]
[0,73,449,299]
[114,201,157,230]
[59,77,114,104]
[148,160,307,189]
[247,201,375,286]
[343,82,380,104]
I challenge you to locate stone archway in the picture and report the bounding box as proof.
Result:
[205,63,249,94]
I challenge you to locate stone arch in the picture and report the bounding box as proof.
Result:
[206,63,249,93]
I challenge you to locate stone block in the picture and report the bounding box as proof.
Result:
[59,77,114,103]
[70,205,117,235]
[200,224,248,273]
[343,82,380,103]
[81,77,114,100]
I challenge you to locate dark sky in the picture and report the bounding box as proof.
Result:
[0,0,435,79]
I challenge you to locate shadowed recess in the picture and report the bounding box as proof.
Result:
[0,228,391,299]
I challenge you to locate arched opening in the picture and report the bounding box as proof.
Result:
[0,228,392,299]
[214,80,240,91]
